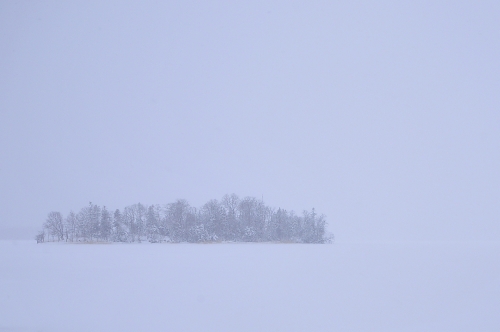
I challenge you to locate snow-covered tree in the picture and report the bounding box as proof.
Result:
[38,195,331,243]
[100,206,112,241]
[112,209,127,242]
[89,203,101,241]
[65,211,77,242]
[166,199,193,242]
[146,204,162,243]
[200,199,223,241]
[221,194,239,240]
[35,230,45,243]
[44,211,64,241]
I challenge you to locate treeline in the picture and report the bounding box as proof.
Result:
[36,194,333,244]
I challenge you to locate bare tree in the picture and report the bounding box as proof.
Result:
[165,199,193,242]
[146,204,162,243]
[200,199,223,241]
[44,211,64,241]
[38,195,331,244]
[221,194,239,240]
[65,211,77,242]
[35,230,45,243]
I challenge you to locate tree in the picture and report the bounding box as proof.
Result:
[314,213,327,243]
[100,206,112,241]
[238,197,260,241]
[76,207,89,241]
[44,211,64,241]
[221,194,239,240]
[267,208,289,242]
[122,205,136,242]
[37,195,332,243]
[122,203,147,242]
[301,209,315,243]
[89,203,101,241]
[134,203,147,241]
[146,204,162,243]
[35,230,45,243]
[75,203,99,241]
[65,211,77,242]
[200,199,223,241]
[112,209,126,242]
[166,199,193,242]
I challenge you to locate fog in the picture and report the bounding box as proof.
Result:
[1,3,499,240]
[1,3,499,331]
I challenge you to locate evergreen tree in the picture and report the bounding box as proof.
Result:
[112,209,126,242]
[89,203,101,241]
[100,206,112,241]
[38,195,331,243]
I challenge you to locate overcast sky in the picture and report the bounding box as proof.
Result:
[1,1,498,242]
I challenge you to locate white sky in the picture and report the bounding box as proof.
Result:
[1,1,499,242]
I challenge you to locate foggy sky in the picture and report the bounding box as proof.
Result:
[1,1,498,242]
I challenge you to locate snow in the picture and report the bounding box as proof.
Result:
[0,240,499,331]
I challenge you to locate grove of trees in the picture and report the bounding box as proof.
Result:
[37,194,333,244]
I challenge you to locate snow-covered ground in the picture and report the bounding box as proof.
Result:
[0,240,498,331]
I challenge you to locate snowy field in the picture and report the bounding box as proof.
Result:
[0,240,499,332]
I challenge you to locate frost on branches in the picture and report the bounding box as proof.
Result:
[37,194,333,244]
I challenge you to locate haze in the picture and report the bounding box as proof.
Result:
[1,1,499,242]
